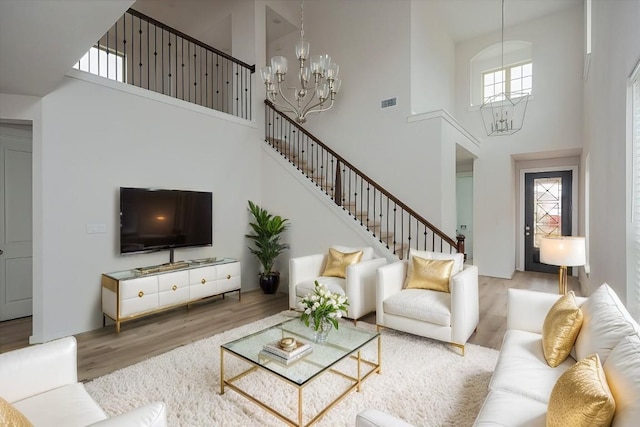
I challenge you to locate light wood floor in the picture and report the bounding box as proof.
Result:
[0,271,579,382]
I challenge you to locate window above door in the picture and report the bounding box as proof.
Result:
[470,40,532,107]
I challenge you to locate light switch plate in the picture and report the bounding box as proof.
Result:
[86,223,106,234]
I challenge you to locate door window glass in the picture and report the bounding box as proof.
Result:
[534,177,562,247]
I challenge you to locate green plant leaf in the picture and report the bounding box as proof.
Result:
[245,200,289,274]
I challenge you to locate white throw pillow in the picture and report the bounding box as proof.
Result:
[574,283,639,363]
[603,334,640,427]
[331,245,374,261]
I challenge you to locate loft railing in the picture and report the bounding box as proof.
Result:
[74,8,255,120]
[265,100,465,259]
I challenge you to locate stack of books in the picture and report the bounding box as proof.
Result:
[259,340,312,366]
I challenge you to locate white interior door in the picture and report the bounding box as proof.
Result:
[0,126,33,321]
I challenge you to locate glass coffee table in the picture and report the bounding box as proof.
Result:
[220,318,381,426]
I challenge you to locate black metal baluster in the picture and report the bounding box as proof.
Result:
[227,60,231,114]
[146,19,150,89]
[137,16,142,88]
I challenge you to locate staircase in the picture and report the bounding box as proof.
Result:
[265,100,464,260]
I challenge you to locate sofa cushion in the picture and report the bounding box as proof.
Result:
[575,283,639,363]
[547,353,615,427]
[542,291,583,367]
[405,257,454,293]
[13,383,107,427]
[383,288,451,326]
[603,334,640,427]
[489,329,574,403]
[295,277,345,299]
[404,250,464,289]
[321,248,363,278]
[473,390,547,427]
[0,396,33,427]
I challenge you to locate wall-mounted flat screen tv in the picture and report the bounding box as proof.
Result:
[120,187,212,255]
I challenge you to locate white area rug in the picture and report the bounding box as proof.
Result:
[85,312,498,426]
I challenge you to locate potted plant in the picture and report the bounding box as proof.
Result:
[245,200,290,294]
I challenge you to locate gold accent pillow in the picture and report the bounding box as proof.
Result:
[0,397,33,427]
[405,256,454,293]
[542,291,584,367]
[547,353,615,427]
[321,248,364,278]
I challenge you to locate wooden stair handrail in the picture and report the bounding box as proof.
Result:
[265,100,461,252]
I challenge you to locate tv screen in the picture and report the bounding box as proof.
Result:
[120,187,212,255]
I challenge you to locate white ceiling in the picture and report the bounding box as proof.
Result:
[0,0,582,98]
[0,0,134,97]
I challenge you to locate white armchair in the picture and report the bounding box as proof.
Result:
[376,253,479,355]
[0,336,167,427]
[289,245,387,323]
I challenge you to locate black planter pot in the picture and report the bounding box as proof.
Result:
[259,272,280,294]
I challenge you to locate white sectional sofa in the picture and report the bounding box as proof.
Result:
[473,284,640,426]
[0,336,167,426]
[356,283,640,427]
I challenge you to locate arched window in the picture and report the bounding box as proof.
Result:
[470,41,532,107]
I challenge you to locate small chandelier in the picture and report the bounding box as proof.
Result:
[260,0,341,124]
[480,0,528,136]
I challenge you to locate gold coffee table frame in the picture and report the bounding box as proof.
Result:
[220,319,381,427]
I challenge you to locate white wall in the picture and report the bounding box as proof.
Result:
[584,0,640,302]
[5,74,262,342]
[455,5,584,278]
[299,0,411,171]
[410,0,455,114]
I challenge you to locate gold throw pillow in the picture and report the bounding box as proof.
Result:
[542,291,584,367]
[547,353,615,427]
[0,397,33,427]
[405,257,454,293]
[321,248,363,278]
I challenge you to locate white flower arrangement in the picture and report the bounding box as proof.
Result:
[299,281,349,331]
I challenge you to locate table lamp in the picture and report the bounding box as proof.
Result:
[539,236,586,295]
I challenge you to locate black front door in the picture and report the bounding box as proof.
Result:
[524,170,573,273]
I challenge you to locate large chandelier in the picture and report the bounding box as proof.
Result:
[260,0,341,124]
[480,0,528,136]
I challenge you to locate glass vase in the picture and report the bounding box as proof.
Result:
[312,318,332,344]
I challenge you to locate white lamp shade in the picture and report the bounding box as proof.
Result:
[260,66,273,83]
[540,236,586,267]
[271,56,288,75]
[326,63,339,79]
[295,40,310,60]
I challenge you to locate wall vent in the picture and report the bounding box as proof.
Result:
[380,97,397,109]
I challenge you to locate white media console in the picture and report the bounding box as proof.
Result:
[101,258,240,333]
